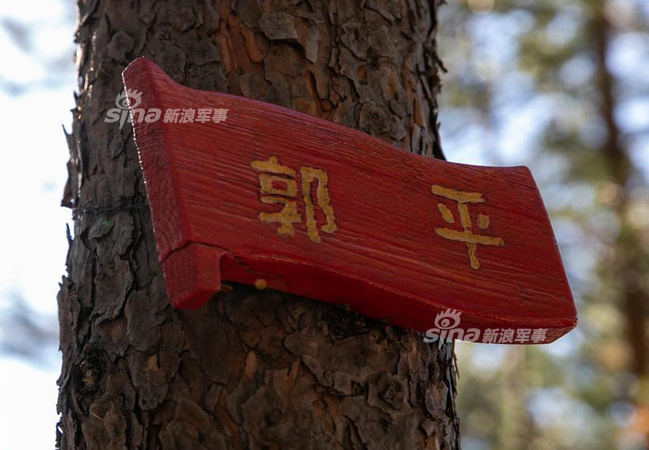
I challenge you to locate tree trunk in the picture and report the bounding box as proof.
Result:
[57,0,459,449]
[593,10,649,447]
[593,11,649,380]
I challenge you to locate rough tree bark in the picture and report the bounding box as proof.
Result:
[57,0,460,449]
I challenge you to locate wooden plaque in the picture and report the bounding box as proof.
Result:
[122,58,577,344]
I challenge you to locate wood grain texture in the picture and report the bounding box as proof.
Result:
[123,58,577,344]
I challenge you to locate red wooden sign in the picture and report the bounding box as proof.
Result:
[122,58,577,344]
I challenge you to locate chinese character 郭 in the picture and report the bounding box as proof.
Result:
[250,156,337,243]
[431,185,505,270]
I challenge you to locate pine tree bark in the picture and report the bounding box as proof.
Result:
[57,0,459,449]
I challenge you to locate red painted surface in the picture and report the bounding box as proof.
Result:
[122,58,577,344]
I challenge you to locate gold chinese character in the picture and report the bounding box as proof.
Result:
[251,156,337,243]
[431,185,504,270]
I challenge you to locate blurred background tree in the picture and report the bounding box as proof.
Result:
[0,0,647,449]
[438,1,649,449]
